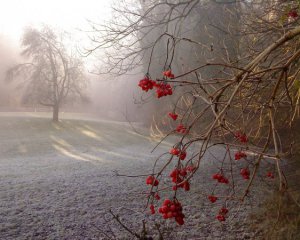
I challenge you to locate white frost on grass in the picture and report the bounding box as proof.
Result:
[0,112,267,239]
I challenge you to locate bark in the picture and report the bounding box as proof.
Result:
[52,104,59,122]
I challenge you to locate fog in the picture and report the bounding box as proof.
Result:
[0,34,153,125]
[0,34,21,109]
[0,1,154,125]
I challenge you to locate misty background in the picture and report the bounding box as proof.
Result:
[0,0,153,124]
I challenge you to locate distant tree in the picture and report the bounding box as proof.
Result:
[7,26,88,122]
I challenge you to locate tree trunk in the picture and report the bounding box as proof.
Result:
[53,104,59,122]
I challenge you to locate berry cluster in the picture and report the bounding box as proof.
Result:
[234,151,247,160]
[169,147,187,160]
[138,73,173,98]
[216,207,229,222]
[240,168,250,180]
[168,112,178,120]
[235,132,248,143]
[138,77,156,92]
[163,70,175,79]
[176,124,187,134]
[170,168,190,191]
[150,204,155,214]
[212,173,229,184]
[155,82,173,98]
[158,199,185,225]
[146,175,159,186]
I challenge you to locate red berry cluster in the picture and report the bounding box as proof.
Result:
[168,112,178,120]
[234,151,247,160]
[155,82,173,98]
[288,10,298,18]
[266,171,274,179]
[146,175,159,186]
[235,132,248,143]
[216,207,229,222]
[240,168,250,180]
[150,204,155,214]
[176,124,187,134]
[169,147,187,160]
[212,173,229,184]
[208,195,218,203]
[138,73,173,98]
[158,199,185,225]
[170,168,190,191]
[138,77,156,92]
[163,70,175,79]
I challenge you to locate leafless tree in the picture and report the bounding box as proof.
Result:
[7,26,88,122]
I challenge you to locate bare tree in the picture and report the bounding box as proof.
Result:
[7,26,88,122]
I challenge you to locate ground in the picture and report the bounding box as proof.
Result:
[0,113,271,239]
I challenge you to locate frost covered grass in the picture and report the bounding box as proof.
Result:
[0,112,268,239]
[0,112,168,239]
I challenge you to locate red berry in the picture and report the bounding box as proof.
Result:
[146,176,159,186]
[176,218,184,225]
[219,207,228,215]
[213,173,229,184]
[168,112,178,120]
[212,173,221,180]
[208,195,218,203]
[150,204,155,214]
[183,181,190,191]
[179,169,187,177]
[167,211,173,218]
[163,199,171,206]
[216,214,226,222]
[179,151,187,160]
[161,206,168,213]
[146,176,154,185]
[170,148,180,156]
[235,132,248,143]
[163,70,175,79]
[240,168,250,180]
[176,124,187,134]
[235,151,247,160]
[170,169,179,178]
[170,204,176,212]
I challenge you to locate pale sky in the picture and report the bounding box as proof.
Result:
[0,0,113,44]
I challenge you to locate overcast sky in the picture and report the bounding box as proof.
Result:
[0,0,113,44]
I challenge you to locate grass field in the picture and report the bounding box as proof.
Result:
[0,112,269,239]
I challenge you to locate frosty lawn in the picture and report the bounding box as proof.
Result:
[0,112,265,239]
